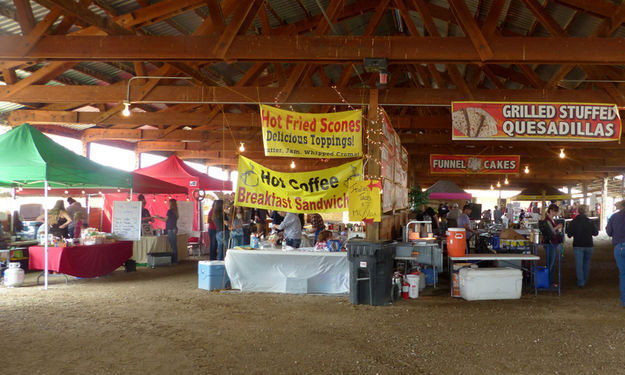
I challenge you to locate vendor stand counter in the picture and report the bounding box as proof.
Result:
[29,241,133,278]
[449,253,540,296]
[132,234,188,265]
[225,248,349,294]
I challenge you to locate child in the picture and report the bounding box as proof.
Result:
[73,211,85,239]
[314,230,333,251]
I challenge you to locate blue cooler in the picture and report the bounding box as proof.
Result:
[198,261,230,290]
[491,235,500,250]
[536,266,550,288]
[423,267,438,286]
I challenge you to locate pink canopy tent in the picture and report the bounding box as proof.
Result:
[426,180,472,201]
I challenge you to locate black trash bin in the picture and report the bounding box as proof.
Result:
[346,240,396,306]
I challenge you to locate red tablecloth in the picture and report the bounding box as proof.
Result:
[29,241,133,278]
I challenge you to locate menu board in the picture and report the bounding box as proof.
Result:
[176,201,194,234]
[112,201,141,241]
[348,180,381,222]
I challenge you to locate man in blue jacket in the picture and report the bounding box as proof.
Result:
[566,205,599,288]
[606,201,625,307]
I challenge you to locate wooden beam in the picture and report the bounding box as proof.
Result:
[1,85,618,105]
[212,0,263,58]
[1,61,74,99]
[448,0,493,61]
[14,0,36,34]
[481,0,506,39]
[5,35,625,64]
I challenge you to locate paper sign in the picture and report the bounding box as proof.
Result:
[111,201,141,241]
[176,201,194,234]
[452,102,621,142]
[348,179,381,223]
[260,104,362,158]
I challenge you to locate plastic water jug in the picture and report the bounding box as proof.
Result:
[250,234,259,249]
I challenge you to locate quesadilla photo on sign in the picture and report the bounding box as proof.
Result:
[452,107,498,138]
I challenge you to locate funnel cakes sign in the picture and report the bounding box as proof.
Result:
[430,154,520,175]
[452,102,621,142]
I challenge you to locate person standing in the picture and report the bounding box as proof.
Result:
[229,206,245,247]
[457,204,476,252]
[164,199,179,264]
[543,203,563,287]
[212,200,229,260]
[66,197,88,238]
[308,213,326,243]
[207,201,217,260]
[606,200,625,307]
[447,203,460,228]
[493,205,503,224]
[274,212,302,248]
[253,208,268,237]
[566,205,599,288]
[137,194,154,224]
[36,200,72,238]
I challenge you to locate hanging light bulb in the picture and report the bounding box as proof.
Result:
[122,102,131,117]
[490,184,494,190]
[64,190,69,194]
[239,142,245,152]
[153,198,156,202]
[81,190,85,194]
[117,188,121,192]
[98,190,102,195]
[559,148,565,159]
[496,181,501,188]
[504,176,509,185]
[47,186,51,191]
[524,165,530,174]
[290,160,295,169]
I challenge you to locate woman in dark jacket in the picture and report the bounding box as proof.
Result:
[566,204,599,288]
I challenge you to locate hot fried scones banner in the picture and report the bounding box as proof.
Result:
[235,155,362,213]
[452,102,621,142]
[260,104,363,158]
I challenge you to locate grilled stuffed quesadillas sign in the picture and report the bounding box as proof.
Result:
[452,102,621,142]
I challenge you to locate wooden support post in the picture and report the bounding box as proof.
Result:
[621,175,624,200]
[134,146,141,169]
[567,185,572,205]
[81,139,90,158]
[366,89,380,241]
[583,183,588,205]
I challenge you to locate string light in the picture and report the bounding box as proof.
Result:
[117,188,121,192]
[490,184,494,190]
[98,190,102,195]
[64,190,69,194]
[239,142,245,152]
[290,160,296,169]
[559,148,565,159]
[122,102,131,117]
[504,176,509,185]
[81,190,85,194]
[496,181,501,188]
[524,165,530,174]
[47,186,51,191]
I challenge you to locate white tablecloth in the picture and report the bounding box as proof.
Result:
[132,234,189,264]
[225,248,349,294]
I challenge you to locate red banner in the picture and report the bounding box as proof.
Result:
[430,154,520,174]
[452,102,621,142]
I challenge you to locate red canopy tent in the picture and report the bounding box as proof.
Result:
[103,156,232,232]
[133,155,233,192]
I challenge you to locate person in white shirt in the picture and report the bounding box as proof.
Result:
[273,212,302,248]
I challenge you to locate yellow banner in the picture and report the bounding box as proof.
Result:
[235,155,362,213]
[348,180,381,223]
[260,104,363,158]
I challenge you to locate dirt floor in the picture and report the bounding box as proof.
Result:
[1,236,624,375]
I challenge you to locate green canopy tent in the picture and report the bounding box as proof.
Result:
[0,124,133,288]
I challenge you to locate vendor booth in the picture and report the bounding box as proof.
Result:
[0,124,134,288]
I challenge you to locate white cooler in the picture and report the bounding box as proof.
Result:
[459,267,522,301]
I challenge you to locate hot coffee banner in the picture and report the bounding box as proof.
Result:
[430,154,520,174]
[260,104,363,158]
[235,155,362,213]
[452,102,621,142]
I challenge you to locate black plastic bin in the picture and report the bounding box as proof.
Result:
[346,240,396,306]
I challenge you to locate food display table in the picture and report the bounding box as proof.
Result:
[132,234,188,264]
[225,248,349,294]
[449,253,540,295]
[29,241,133,278]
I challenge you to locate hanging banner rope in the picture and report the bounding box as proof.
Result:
[235,155,362,213]
[260,104,363,158]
